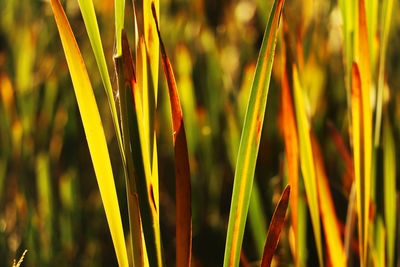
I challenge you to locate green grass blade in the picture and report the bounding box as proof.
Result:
[383,120,396,267]
[222,0,284,266]
[77,0,125,164]
[248,181,268,257]
[115,0,125,56]
[50,1,128,266]
[292,65,323,266]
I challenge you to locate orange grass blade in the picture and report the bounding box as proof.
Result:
[311,136,346,267]
[50,1,128,266]
[351,62,370,267]
[280,29,299,263]
[152,5,192,267]
[355,2,372,263]
[261,185,290,267]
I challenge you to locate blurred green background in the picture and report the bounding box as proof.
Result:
[0,0,399,266]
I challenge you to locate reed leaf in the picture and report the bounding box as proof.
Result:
[374,0,394,146]
[280,28,299,263]
[120,31,163,267]
[292,65,323,266]
[222,0,284,265]
[383,119,396,267]
[115,0,125,56]
[152,5,192,267]
[311,136,346,267]
[260,185,290,267]
[351,61,371,267]
[50,1,128,265]
[76,0,124,163]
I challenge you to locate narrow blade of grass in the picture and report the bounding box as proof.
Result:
[120,31,163,267]
[311,136,346,267]
[50,1,128,266]
[114,31,146,266]
[221,0,285,266]
[374,0,394,146]
[356,3,372,261]
[152,5,192,267]
[280,28,299,263]
[383,119,396,267]
[292,65,323,266]
[351,62,370,267]
[260,185,290,267]
[76,0,124,164]
[115,0,125,56]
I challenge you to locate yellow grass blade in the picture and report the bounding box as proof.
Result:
[50,1,128,266]
[311,136,346,267]
[292,65,323,266]
[351,61,371,267]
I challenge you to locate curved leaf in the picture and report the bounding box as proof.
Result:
[261,185,290,267]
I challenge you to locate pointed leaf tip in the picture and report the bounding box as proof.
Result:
[261,185,290,267]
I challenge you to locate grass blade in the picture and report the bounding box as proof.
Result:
[115,0,125,56]
[383,120,396,267]
[120,31,163,267]
[76,0,124,163]
[260,185,290,267]
[311,136,346,267]
[152,5,192,267]
[222,0,285,265]
[280,27,299,263]
[374,0,394,146]
[115,31,146,266]
[351,62,371,267]
[292,65,323,266]
[50,1,128,266]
